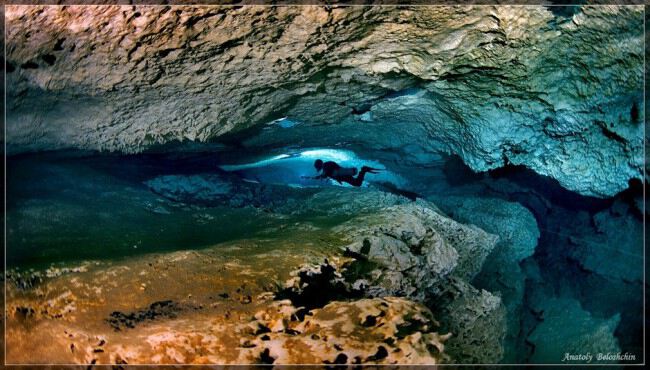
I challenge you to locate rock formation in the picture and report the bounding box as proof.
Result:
[3,3,644,365]
[4,5,644,197]
[5,148,644,364]
[281,198,507,364]
[6,185,505,364]
[430,195,539,362]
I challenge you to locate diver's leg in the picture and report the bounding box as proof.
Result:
[347,168,369,187]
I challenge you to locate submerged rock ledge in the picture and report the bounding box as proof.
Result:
[5,5,644,197]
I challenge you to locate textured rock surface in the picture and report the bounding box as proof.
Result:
[145,171,413,216]
[280,200,506,363]
[432,196,539,262]
[104,297,450,365]
[279,199,499,302]
[6,184,506,365]
[145,172,316,209]
[429,277,506,364]
[5,220,448,365]
[567,200,643,283]
[335,201,499,286]
[5,5,644,197]
[238,297,450,365]
[430,195,539,363]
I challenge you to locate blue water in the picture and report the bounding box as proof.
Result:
[219,147,406,188]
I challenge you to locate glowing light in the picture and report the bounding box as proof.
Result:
[266,117,299,128]
[218,147,406,189]
[299,149,356,162]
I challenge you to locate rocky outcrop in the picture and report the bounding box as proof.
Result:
[432,196,539,261]
[4,234,446,365]
[280,199,507,363]
[429,277,506,364]
[567,200,643,283]
[236,297,450,365]
[279,200,499,303]
[334,201,498,286]
[430,195,539,362]
[112,297,450,365]
[5,5,644,197]
[145,172,317,209]
[144,172,413,216]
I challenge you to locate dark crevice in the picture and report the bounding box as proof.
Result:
[366,346,388,361]
[259,348,275,364]
[53,38,66,51]
[547,4,583,19]
[595,120,627,144]
[106,300,181,331]
[630,101,639,123]
[20,61,39,70]
[158,49,173,58]
[41,54,56,66]
[274,260,362,310]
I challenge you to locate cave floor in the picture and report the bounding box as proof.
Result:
[5,230,347,364]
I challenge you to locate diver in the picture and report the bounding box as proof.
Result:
[302,159,382,187]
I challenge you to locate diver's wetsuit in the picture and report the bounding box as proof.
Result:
[312,161,379,187]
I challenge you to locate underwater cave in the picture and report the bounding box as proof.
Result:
[2,4,646,366]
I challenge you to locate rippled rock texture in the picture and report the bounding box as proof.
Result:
[5,5,644,197]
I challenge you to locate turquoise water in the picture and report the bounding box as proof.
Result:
[6,152,285,268]
[5,150,374,268]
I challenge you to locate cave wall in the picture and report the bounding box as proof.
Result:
[5,5,644,197]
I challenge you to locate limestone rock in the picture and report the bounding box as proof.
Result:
[144,173,412,216]
[290,186,412,217]
[145,174,234,204]
[237,297,450,365]
[335,200,498,287]
[145,172,322,210]
[5,5,644,197]
[430,195,539,362]
[278,199,506,364]
[429,277,507,364]
[568,200,643,283]
[433,196,539,262]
